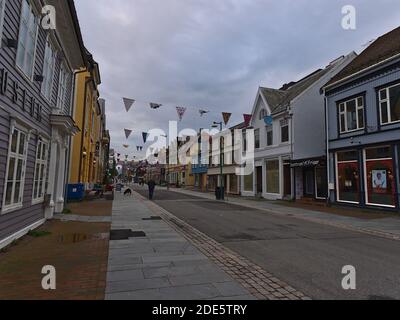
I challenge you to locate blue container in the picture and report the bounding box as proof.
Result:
[67,183,85,201]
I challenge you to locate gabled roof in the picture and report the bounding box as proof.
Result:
[260,65,334,114]
[325,26,400,88]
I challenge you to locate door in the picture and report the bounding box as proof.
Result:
[315,167,328,199]
[256,167,263,194]
[283,164,292,197]
[304,167,315,197]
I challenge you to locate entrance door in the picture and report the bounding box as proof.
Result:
[304,168,315,197]
[256,167,263,194]
[315,167,328,199]
[283,164,292,197]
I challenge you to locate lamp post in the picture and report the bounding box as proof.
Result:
[212,121,224,200]
[161,134,170,190]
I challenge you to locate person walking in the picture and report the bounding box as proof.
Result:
[147,179,156,200]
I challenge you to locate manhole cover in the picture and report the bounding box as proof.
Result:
[142,216,162,221]
[58,233,90,244]
[110,229,146,240]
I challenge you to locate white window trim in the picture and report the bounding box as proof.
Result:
[280,120,289,144]
[265,159,281,195]
[335,152,360,205]
[339,96,365,133]
[2,121,30,214]
[40,36,57,102]
[266,126,273,147]
[56,62,71,110]
[15,0,39,81]
[0,0,6,47]
[363,148,396,208]
[32,138,49,205]
[379,84,400,126]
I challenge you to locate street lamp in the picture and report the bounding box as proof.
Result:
[161,134,170,190]
[212,121,224,200]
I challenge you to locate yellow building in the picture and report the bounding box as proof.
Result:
[69,50,108,189]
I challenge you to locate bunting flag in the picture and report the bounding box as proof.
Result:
[222,112,232,126]
[124,129,133,139]
[142,132,149,144]
[150,103,162,109]
[199,109,209,117]
[176,107,187,121]
[123,144,129,149]
[123,98,135,112]
[243,114,252,127]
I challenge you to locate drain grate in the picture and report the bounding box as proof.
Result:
[110,229,146,240]
[142,216,162,221]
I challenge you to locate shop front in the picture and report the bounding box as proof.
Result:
[333,145,399,210]
[292,157,327,201]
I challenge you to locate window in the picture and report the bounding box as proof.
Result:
[2,127,28,212]
[242,130,247,152]
[266,159,280,194]
[280,119,289,143]
[41,39,56,101]
[16,0,38,79]
[254,129,260,149]
[336,150,360,204]
[32,139,48,203]
[338,96,364,133]
[379,83,400,125]
[259,109,267,120]
[243,173,253,192]
[364,146,395,207]
[0,0,6,44]
[57,64,69,109]
[266,126,273,146]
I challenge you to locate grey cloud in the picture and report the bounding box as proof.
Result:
[75,0,400,158]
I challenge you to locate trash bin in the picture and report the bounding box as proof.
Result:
[215,187,225,200]
[67,183,85,201]
[215,187,221,200]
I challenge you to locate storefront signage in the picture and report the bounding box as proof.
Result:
[0,68,43,122]
[291,160,321,168]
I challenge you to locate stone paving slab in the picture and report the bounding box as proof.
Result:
[136,192,310,300]
[105,192,255,300]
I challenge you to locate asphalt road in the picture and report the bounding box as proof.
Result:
[134,187,400,300]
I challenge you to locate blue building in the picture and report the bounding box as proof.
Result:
[324,27,400,211]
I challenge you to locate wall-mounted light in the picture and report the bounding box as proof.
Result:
[34,75,44,83]
[83,151,87,157]
[5,38,18,49]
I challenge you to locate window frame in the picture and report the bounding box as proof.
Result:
[2,123,30,214]
[254,128,260,149]
[41,36,57,102]
[15,0,39,81]
[0,0,6,47]
[335,151,360,205]
[32,138,49,205]
[378,83,400,126]
[266,125,273,146]
[338,95,365,134]
[56,62,70,110]
[280,119,289,143]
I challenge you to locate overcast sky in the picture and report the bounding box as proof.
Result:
[75,0,400,159]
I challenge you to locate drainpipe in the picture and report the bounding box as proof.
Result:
[63,69,82,207]
[324,91,330,206]
[78,77,92,185]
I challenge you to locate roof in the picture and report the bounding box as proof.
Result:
[260,65,334,114]
[66,0,88,67]
[325,26,400,88]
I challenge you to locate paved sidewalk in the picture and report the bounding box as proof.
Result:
[166,188,400,241]
[105,192,255,300]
